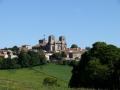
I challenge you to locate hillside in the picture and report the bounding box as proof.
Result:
[0,64,72,90]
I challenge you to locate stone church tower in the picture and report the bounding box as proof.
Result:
[33,35,67,52]
[48,35,56,52]
[48,35,67,52]
[59,36,67,50]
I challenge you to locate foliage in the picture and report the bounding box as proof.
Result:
[61,51,67,57]
[18,50,47,68]
[0,58,20,69]
[85,47,91,51]
[50,51,67,61]
[50,53,62,60]
[71,44,78,48]
[0,50,47,69]
[18,51,31,67]
[11,46,19,54]
[3,46,19,54]
[68,60,79,66]
[43,77,58,86]
[69,42,120,89]
[58,60,79,66]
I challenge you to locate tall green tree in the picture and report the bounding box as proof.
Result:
[18,51,31,67]
[18,50,47,67]
[69,42,120,89]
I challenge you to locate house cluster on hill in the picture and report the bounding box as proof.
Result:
[0,35,86,61]
[0,50,18,59]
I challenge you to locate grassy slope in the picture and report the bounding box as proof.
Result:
[0,64,73,90]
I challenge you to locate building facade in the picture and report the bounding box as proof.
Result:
[0,50,18,59]
[65,48,86,61]
[33,35,67,52]
[19,45,32,52]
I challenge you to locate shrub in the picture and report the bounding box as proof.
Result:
[68,60,78,66]
[43,77,58,86]
[62,60,67,65]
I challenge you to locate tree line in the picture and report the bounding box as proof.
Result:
[0,50,47,69]
[69,42,120,89]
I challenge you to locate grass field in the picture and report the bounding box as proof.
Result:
[0,63,74,90]
[0,64,95,90]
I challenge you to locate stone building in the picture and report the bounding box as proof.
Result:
[19,45,32,52]
[0,50,18,59]
[65,48,86,61]
[48,35,67,52]
[33,35,67,52]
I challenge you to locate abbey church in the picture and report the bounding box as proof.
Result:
[33,35,67,52]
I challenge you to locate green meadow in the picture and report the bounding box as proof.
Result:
[0,64,94,90]
[0,64,73,90]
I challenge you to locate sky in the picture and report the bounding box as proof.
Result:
[0,0,120,48]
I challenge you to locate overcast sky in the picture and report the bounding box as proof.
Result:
[0,0,120,48]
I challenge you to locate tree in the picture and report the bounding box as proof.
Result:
[0,57,4,68]
[85,47,91,51]
[50,51,67,61]
[11,46,19,54]
[38,50,47,64]
[18,50,47,67]
[0,50,47,69]
[0,57,20,69]
[18,51,31,67]
[50,52,62,60]
[69,42,120,89]
[71,44,78,48]
[61,51,67,58]
[28,51,40,66]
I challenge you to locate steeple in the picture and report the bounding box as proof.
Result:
[43,34,45,40]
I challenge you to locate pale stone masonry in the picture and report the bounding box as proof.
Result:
[0,50,18,59]
[65,48,86,61]
[33,35,67,52]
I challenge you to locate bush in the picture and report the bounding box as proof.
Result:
[62,60,67,65]
[61,60,70,65]
[57,60,79,66]
[43,77,58,86]
[68,60,78,66]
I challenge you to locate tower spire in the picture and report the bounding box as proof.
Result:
[43,34,45,40]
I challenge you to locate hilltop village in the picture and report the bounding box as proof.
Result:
[0,35,86,61]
